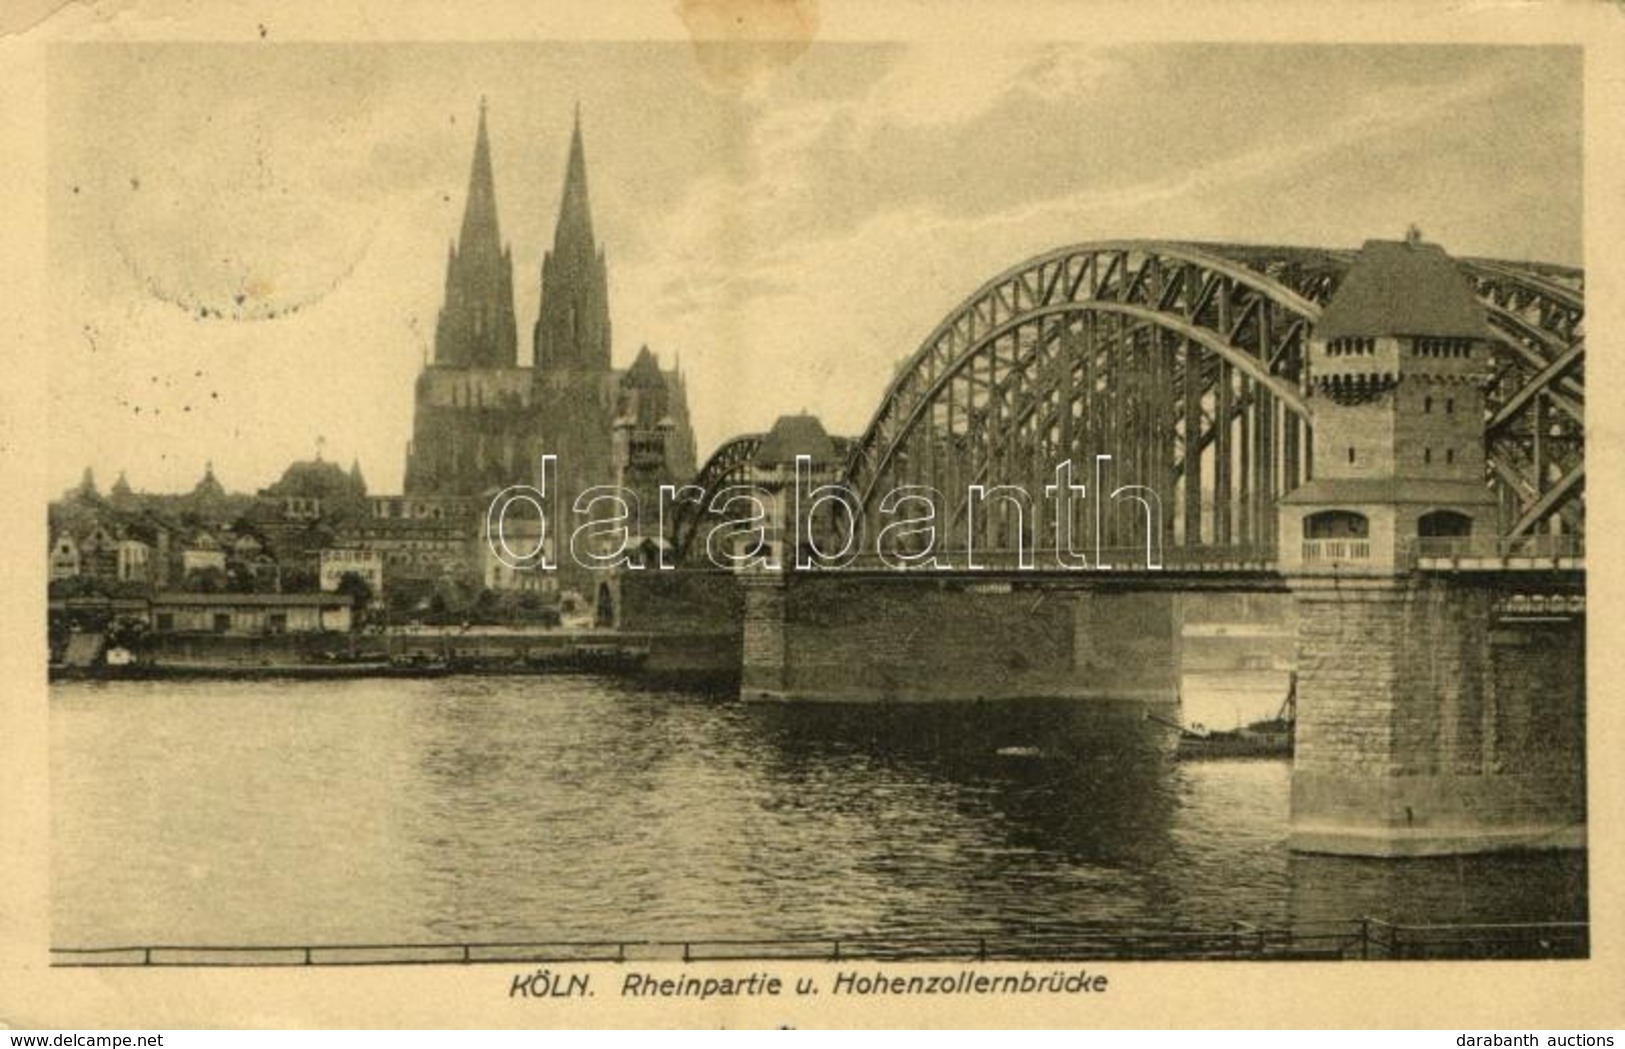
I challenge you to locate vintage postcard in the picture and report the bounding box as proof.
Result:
[1,0,1621,1031]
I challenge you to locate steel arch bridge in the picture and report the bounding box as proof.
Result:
[678,240,1583,561]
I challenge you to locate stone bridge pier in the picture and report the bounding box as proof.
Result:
[740,571,1183,707]
[1275,235,1587,856]
[1287,575,1585,856]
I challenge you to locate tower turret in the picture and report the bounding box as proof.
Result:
[1280,235,1497,573]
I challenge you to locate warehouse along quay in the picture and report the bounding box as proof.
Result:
[484,454,1167,573]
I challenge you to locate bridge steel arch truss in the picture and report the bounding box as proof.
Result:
[671,433,764,558]
[839,241,1584,559]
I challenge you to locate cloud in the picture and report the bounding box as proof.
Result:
[618,47,1572,459]
[625,45,1107,341]
[858,45,1113,132]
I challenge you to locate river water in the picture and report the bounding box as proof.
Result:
[51,677,1586,951]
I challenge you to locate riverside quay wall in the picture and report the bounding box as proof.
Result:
[612,569,745,681]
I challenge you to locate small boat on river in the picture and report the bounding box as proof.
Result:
[1153,674,1296,760]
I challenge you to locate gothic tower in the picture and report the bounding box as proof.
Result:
[404,101,538,497]
[401,104,698,602]
[434,99,518,369]
[612,346,697,540]
[532,110,619,593]
[534,107,612,374]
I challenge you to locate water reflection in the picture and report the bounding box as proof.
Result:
[741,701,1181,865]
[1288,851,1589,928]
[50,677,1586,951]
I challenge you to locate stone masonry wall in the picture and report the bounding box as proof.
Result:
[740,576,788,694]
[616,569,743,678]
[1291,576,1585,855]
[742,574,1181,703]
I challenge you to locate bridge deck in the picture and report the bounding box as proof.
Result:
[759,540,1582,579]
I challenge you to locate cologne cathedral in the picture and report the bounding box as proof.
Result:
[402,101,697,541]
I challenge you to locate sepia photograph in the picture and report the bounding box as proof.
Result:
[4,0,1621,1033]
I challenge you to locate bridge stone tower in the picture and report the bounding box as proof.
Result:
[1280,233,1497,572]
[1280,235,1585,856]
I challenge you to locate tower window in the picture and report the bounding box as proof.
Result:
[1413,337,1472,358]
[1424,448,1432,465]
[1347,446,1356,465]
[1446,448,1455,465]
[1424,395,1432,413]
[1446,398,1455,414]
[1305,510,1369,539]
[1419,510,1473,538]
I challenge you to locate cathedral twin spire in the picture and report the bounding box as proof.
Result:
[535,104,612,373]
[433,99,608,375]
[457,98,505,263]
[434,98,518,369]
[553,104,596,260]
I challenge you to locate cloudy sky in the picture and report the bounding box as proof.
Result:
[47,42,1580,495]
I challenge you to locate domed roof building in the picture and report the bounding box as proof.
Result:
[261,457,366,502]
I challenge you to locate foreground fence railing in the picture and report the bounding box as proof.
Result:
[51,919,1588,967]
[1351,919,1589,960]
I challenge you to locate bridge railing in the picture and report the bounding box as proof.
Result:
[1499,534,1584,560]
[1407,534,1584,564]
[821,545,1276,572]
[1301,539,1371,564]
